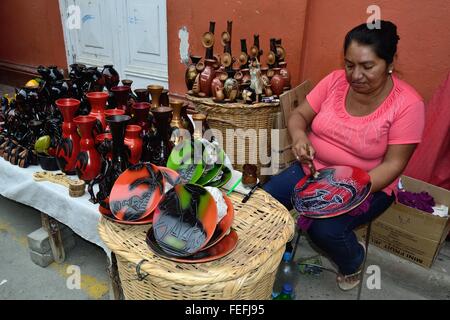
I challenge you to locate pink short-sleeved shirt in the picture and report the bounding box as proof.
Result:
[304,70,425,195]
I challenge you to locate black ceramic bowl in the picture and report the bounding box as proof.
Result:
[37,154,60,171]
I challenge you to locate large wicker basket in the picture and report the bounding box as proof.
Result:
[98,189,295,300]
[186,95,280,178]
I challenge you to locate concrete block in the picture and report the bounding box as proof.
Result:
[29,250,54,268]
[27,226,74,254]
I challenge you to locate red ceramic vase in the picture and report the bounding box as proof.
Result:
[55,98,81,175]
[124,125,143,165]
[270,68,284,96]
[131,102,151,134]
[86,91,109,133]
[73,115,101,182]
[111,86,131,115]
[279,62,291,89]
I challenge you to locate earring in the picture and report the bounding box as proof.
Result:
[388,69,393,74]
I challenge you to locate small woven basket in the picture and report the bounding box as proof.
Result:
[186,95,280,178]
[98,189,295,300]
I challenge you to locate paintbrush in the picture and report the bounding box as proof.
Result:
[305,144,319,179]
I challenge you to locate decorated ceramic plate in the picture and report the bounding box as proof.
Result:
[152,183,218,257]
[166,140,204,183]
[292,166,372,219]
[158,166,181,191]
[98,205,154,225]
[146,228,238,263]
[206,165,232,188]
[201,193,234,250]
[109,162,164,221]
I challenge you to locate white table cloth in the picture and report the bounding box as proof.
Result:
[0,157,110,256]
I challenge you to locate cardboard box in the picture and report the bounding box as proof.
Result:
[269,80,312,174]
[279,80,312,128]
[356,176,450,268]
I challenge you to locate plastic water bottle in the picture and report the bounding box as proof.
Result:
[273,283,294,300]
[272,251,298,299]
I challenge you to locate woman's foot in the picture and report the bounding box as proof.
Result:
[336,241,366,291]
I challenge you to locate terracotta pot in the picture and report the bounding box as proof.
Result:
[224,78,239,102]
[86,91,109,133]
[55,98,81,175]
[124,125,143,165]
[148,85,164,109]
[211,70,226,98]
[185,55,202,90]
[279,62,291,89]
[199,59,216,97]
[73,115,101,182]
[270,68,284,96]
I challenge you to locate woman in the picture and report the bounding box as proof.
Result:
[263,20,425,290]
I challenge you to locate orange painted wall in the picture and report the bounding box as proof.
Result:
[300,0,450,102]
[0,0,67,69]
[167,0,309,96]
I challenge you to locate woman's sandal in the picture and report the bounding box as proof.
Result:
[336,241,366,291]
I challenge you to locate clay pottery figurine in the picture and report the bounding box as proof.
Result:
[55,98,81,175]
[241,68,251,84]
[101,65,120,90]
[185,55,202,91]
[131,102,151,134]
[224,78,239,102]
[134,88,149,103]
[148,85,164,109]
[86,91,109,133]
[73,115,101,182]
[124,125,143,165]
[199,59,216,97]
[211,69,227,99]
[264,84,273,97]
[279,62,291,89]
[215,86,225,101]
[270,68,284,96]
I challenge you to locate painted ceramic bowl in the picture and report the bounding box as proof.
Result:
[292,165,372,219]
[152,183,218,257]
[109,162,164,221]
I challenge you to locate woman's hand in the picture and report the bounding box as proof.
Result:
[291,131,315,163]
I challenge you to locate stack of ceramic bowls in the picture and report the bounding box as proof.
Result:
[166,138,232,188]
[146,183,238,263]
[100,162,181,225]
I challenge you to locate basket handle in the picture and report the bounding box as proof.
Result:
[135,259,149,281]
[206,116,238,128]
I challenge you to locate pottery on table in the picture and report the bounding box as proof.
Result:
[55,98,81,175]
[279,61,291,89]
[145,107,174,166]
[147,85,164,109]
[124,125,143,165]
[86,91,109,133]
[73,115,101,182]
[111,86,131,115]
[104,109,126,132]
[101,65,120,91]
[134,88,149,103]
[199,59,216,97]
[131,102,151,134]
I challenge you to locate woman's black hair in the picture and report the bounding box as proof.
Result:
[344,20,400,64]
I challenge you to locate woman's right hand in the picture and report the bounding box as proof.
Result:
[291,132,315,163]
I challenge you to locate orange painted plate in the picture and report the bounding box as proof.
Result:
[109,162,164,221]
[146,228,238,263]
[201,193,234,250]
[98,205,154,225]
[152,183,218,257]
